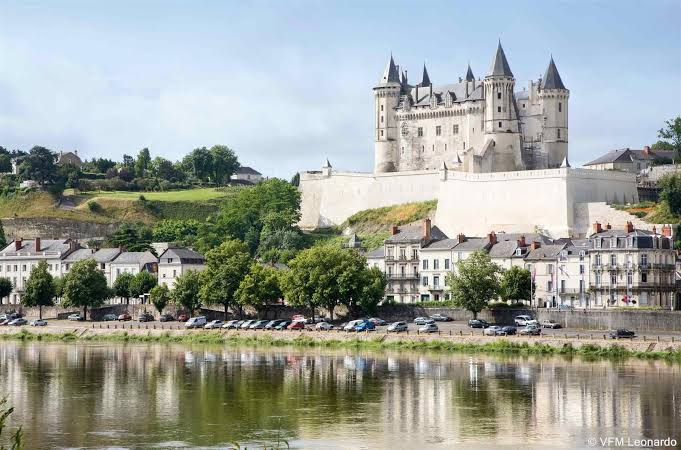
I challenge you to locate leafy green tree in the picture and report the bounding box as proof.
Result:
[18,146,57,185]
[657,116,681,159]
[199,239,251,319]
[171,270,202,314]
[152,219,200,244]
[651,140,674,152]
[235,263,282,318]
[107,223,153,252]
[356,266,386,315]
[500,266,531,302]
[290,172,300,187]
[53,276,65,301]
[113,272,134,304]
[0,220,6,248]
[21,261,55,319]
[0,154,11,173]
[129,271,157,300]
[150,157,181,182]
[0,277,12,303]
[210,145,239,184]
[188,147,213,182]
[135,147,151,178]
[62,259,110,320]
[445,251,502,319]
[658,172,681,216]
[150,284,171,314]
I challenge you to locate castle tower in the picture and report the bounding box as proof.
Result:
[481,42,523,172]
[373,55,401,173]
[540,56,569,167]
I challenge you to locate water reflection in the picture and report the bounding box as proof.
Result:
[0,342,679,448]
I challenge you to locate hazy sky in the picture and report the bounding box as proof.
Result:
[0,0,679,178]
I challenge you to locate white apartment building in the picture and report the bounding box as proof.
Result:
[110,251,158,285]
[158,247,205,289]
[555,240,590,308]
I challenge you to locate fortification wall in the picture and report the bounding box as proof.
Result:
[1,217,119,241]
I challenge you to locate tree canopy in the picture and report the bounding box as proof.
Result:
[659,172,681,216]
[171,270,202,314]
[62,259,110,320]
[21,261,56,319]
[113,272,135,304]
[235,263,282,318]
[199,239,252,319]
[445,251,502,319]
[0,277,13,301]
[657,116,681,160]
[18,146,57,185]
[500,266,531,302]
[129,271,157,298]
[150,284,171,314]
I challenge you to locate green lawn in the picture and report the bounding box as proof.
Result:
[80,188,231,202]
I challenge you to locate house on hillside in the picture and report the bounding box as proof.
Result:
[158,247,205,289]
[232,166,263,184]
[57,150,82,168]
[583,146,676,173]
[110,251,158,286]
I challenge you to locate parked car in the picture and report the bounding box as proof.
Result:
[249,320,269,330]
[177,313,190,322]
[226,320,244,329]
[288,321,306,330]
[68,313,84,321]
[159,314,174,322]
[138,312,154,322]
[0,319,10,326]
[343,320,364,331]
[291,314,307,323]
[306,317,330,324]
[30,319,48,326]
[609,329,636,339]
[221,320,238,329]
[265,319,285,329]
[520,325,541,336]
[204,320,224,329]
[354,320,376,332]
[274,320,291,330]
[185,316,207,329]
[541,320,562,329]
[368,318,387,326]
[484,326,503,336]
[419,323,439,333]
[239,320,255,329]
[117,313,132,321]
[514,315,534,326]
[431,314,453,322]
[8,318,27,326]
[468,319,489,328]
[414,317,434,325]
[315,322,333,330]
[387,321,408,333]
[501,326,517,335]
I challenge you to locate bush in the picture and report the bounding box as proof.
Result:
[138,194,146,202]
[87,200,102,213]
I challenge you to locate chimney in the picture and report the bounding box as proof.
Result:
[391,225,399,236]
[35,237,41,252]
[625,221,634,233]
[652,225,657,235]
[14,238,22,251]
[661,224,672,237]
[643,145,650,155]
[487,231,497,245]
[605,223,612,230]
[69,240,78,252]
[531,241,541,250]
[593,222,602,233]
[457,233,466,243]
[423,219,432,241]
[518,235,526,247]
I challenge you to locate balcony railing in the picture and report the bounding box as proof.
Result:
[387,273,419,280]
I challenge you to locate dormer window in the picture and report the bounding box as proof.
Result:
[515,248,522,256]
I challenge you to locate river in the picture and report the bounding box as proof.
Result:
[0,341,679,449]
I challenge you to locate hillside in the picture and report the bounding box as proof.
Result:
[615,201,680,224]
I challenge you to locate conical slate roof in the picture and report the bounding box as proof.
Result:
[465,64,475,82]
[541,57,566,90]
[488,41,513,77]
[379,54,400,84]
[420,64,431,87]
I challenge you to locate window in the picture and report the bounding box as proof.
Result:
[595,254,601,265]
[610,254,617,267]
[641,273,647,283]
[422,276,429,287]
[548,264,554,274]
[627,272,632,286]
[610,273,617,285]
[433,259,439,270]
[497,106,501,113]
[22,265,26,271]
[595,273,601,286]
[100,263,105,270]
[417,127,423,137]
[557,129,561,139]
[579,280,584,293]
[498,122,502,128]
[380,116,384,123]
[579,264,584,275]
[522,103,526,108]
[381,130,384,136]
[173,269,177,277]
[380,105,384,111]
[433,276,440,287]
[444,259,450,270]
[422,260,428,270]
[579,251,585,261]
[463,141,466,149]
[436,125,441,136]
[558,102,562,112]
[641,254,648,266]
[411,249,418,259]
[560,280,566,293]
[547,281,553,292]
[497,92,501,99]
[452,125,459,134]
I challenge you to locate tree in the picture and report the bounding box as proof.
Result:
[0,153,11,173]
[235,263,281,318]
[150,284,171,314]
[658,172,681,216]
[107,223,153,252]
[150,157,180,182]
[129,271,157,300]
[62,259,110,320]
[188,147,213,182]
[0,277,12,303]
[290,172,300,187]
[445,251,502,319]
[21,261,55,319]
[0,220,6,248]
[18,146,57,185]
[657,116,681,160]
[113,272,134,304]
[500,266,531,303]
[152,219,200,245]
[199,239,251,319]
[210,145,239,184]
[135,147,151,178]
[171,270,202,314]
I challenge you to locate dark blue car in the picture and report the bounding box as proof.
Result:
[354,320,376,332]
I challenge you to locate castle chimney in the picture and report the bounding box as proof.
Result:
[14,238,22,251]
[457,233,466,243]
[652,225,657,235]
[625,221,634,233]
[518,235,526,247]
[487,231,497,245]
[531,241,541,250]
[415,85,419,102]
[605,223,612,230]
[35,237,41,252]
[391,225,399,236]
[423,219,432,241]
[661,224,672,237]
[593,222,602,234]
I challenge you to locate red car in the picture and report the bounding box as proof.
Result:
[287,321,306,330]
[117,313,132,321]
[177,313,189,322]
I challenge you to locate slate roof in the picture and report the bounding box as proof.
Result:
[379,55,400,84]
[386,224,448,244]
[452,238,492,252]
[495,232,554,245]
[407,81,483,108]
[93,248,122,263]
[113,251,157,265]
[62,248,95,262]
[525,244,567,261]
[541,57,566,90]
[419,64,431,87]
[366,247,385,258]
[488,240,521,258]
[465,64,475,82]
[159,247,205,264]
[488,42,513,77]
[235,166,261,175]
[589,229,672,250]
[0,239,72,257]
[585,148,677,166]
[422,238,460,250]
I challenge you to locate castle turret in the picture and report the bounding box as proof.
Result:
[374,54,401,173]
[540,56,569,167]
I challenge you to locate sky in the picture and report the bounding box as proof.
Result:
[0,0,679,178]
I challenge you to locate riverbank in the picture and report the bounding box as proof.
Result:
[2,326,681,362]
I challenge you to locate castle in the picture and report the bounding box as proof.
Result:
[374,42,569,173]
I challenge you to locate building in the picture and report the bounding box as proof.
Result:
[523,242,568,308]
[110,251,158,286]
[92,248,123,286]
[588,222,676,308]
[0,238,78,304]
[57,150,82,168]
[232,166,263,184]
[374,42,569,173]
[583,147,677,173]
[555,239,590,308]
[158,247,205,289]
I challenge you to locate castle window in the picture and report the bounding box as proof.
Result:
[381,116,384,123]
[432,145,434,152]
[381,105,384,112]
[498,122,502,128]
[453,125,459,134]
[497,106,501,113]
[497,92,501,100]
[401,147,404,154]
[463,141,466,149]
[436,125,441,136]
[445,144,447,151]
[417,127,423,137]
[522,103,526,108]
[381,130,384,136]
[559,102,562,112]
[557,129,561,139]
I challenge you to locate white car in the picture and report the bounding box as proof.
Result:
[30,319,47,326]
[185,316,207,329]
[387,321,408,333]
[222,320,239,329]
[514,315,534,326]
[414,317,434,325]
[315,322,333,330]
[343,320,363,332]
[419,323,439,333]
[204,320,224,329]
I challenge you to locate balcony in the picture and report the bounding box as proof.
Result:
[387,273,419,280]
[558,288,584,295]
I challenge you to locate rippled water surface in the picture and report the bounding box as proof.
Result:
[0,341,680,449]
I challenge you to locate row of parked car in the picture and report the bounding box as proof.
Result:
[0,313,47,327]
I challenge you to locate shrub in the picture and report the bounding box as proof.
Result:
[87,200,102,213]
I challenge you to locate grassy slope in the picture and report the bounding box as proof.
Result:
[78,188,229,202]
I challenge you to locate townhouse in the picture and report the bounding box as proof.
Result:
[158,247,206,289]
[110,251,158,286]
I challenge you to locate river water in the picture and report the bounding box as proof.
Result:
[0,341,679,449]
